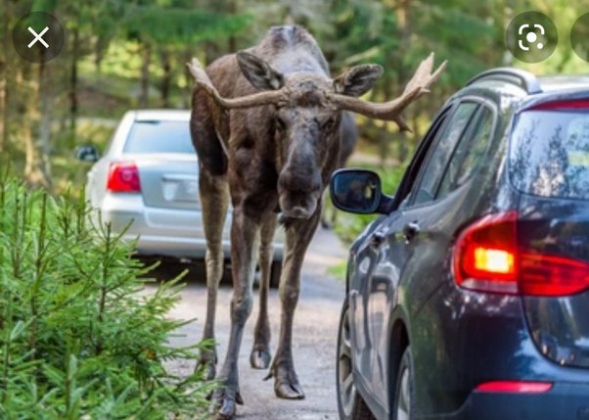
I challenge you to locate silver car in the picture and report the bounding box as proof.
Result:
[77,110,284,286]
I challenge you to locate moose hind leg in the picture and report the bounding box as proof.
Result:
[195,166,229,381]
[267,210,320,400]
[250,214,277,369]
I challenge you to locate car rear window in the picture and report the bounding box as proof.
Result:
[509,107,589,200]
[124,120,194,154]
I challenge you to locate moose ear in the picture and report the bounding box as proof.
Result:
[236,51,284,91]
[333,64,383,97]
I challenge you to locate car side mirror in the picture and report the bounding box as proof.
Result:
[330,169,392,214]
[75,145,100,163]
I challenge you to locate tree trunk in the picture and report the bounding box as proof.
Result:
[68,28,79,135]
[395,0,411,164]
[159,49,171,108]
[38,59,52,190]
[20,66,42,186]
[139,43,151,108]
[228,0,238,51]
[181,48,192,109]
[39,64,52,190]
[0,0,10,154]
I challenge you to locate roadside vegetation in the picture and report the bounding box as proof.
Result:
[0,175,211,418]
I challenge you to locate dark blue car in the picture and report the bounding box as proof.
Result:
[331,68,589,420]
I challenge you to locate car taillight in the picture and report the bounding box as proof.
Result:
[475,380,552,393]
[520,253,589,296]
[453,212,589,296]
[453,212,518,294]
[107,162,141,193]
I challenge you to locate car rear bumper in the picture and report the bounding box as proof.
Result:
[411,281,589,418]
[126,233,231,259]
[432,382,589,420]
[89,194,285,260]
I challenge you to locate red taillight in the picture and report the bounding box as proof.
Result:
[476,380,552,393]
[520,253,589,296]
[531,100,589,110]
[453,212,519,294]
[106,162,141,193]
[453,212,589,296]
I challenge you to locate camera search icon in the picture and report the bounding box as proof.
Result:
[506,12,557,63]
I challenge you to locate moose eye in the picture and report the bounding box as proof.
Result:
[321,117,336,131]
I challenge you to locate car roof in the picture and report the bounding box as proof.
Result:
[462,69,589,112]
[133,109,190,122]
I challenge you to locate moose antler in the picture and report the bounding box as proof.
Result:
[186,58,287,109]
[327,53,446,132]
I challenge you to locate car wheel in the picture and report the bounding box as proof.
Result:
[393,346,416,420]
[269,259,282,288]
[336,300,375,420]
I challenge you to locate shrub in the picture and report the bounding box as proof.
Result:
[0,176,211,418]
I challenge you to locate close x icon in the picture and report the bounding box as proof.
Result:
[12,12,64,63]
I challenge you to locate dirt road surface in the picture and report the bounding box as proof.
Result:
[165,227,349,419]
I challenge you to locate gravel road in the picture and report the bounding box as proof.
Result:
[165,227,349,419]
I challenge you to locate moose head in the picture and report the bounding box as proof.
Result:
[187,52,445,219]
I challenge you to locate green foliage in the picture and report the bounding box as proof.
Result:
[327,261,348,281]
[124,4,251,44]
[52,122,116,199]
[0,176,211,418]
[333,164,406,244]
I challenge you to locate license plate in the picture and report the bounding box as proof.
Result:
[163,180,198,202]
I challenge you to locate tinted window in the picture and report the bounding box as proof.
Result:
[394,109,451,210]
[510,109,589,200]
[124,120,194,154]
[438,106,494,198]
[412,102,478,204]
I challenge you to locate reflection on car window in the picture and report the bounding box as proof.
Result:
[412,102,478,205]
[438,106,494,198]
[124,121,195,154]
[392,109,450,209]
[510,110,589,200]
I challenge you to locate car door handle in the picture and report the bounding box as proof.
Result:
[403,221,420,242]
[370,230,386,247]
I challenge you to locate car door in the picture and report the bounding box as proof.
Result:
[349,101,458,401]
[371,99,498,413]
[365,99,497,408]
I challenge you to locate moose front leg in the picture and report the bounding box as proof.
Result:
[211,205,261,420]
[266,208,320,400]
[250,214,277,369]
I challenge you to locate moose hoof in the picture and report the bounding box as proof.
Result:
[250,348,272,369]
[275,380,305,400]
[210,387,244,420]
[265,362,305,399]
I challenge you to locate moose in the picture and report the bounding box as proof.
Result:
[187,25,445,419]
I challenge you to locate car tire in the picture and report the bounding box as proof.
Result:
[270,259,282,289]
[392,346,416,420]
[336,300,375,420]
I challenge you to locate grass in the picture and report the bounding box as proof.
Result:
[327,261,348,281]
